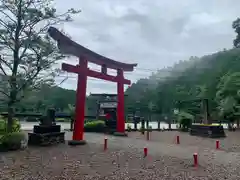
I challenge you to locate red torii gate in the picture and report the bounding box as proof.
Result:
[48,27,137,145]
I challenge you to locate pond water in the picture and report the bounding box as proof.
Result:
[20,122,230,131]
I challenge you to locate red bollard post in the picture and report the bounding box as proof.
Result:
[193,153,198,167]
[144,147,148,157]
[104,137,108,151]
[216,140,220,149]
[176,135,180,144]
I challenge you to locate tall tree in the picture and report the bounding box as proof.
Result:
[0,0,80,132]
[216,72,240,124]
[233,18,240,48]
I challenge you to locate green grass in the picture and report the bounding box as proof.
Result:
[55,118,71,122]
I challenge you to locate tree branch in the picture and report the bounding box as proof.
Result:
[0,7,17,24]
[0,55,13,71]
[0,33,14,51]
[0,62,7,76]
[0,88,10,98]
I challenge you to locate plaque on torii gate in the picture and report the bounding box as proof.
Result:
[48,27,137,145]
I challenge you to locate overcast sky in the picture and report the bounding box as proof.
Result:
[53,0,239,94]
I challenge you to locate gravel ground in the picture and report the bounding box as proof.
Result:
[127,130,240,152]
[1,132,240,179]
[1,142,240,180]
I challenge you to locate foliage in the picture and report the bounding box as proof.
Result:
[0,131,27,151]
[0,118,21,134]
[84,120,106,132]
[216,72,240,122]
[0,0,80,132]
[126,124,131,131]
[0,85,97,117]
[125,47,240,124]
[177,111,193,131]
[233,18,240,47]
[67,104,75,119]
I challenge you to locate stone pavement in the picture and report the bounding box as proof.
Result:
[65,132,240,166]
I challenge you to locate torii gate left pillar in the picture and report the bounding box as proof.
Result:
[72,57,88,142]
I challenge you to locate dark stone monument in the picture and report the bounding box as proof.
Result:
[28,108,65,146]
[190,124,226,138]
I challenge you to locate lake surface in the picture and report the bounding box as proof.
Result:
[20,122,230,131]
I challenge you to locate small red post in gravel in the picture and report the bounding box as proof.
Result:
[144,147,148,157]
[104,137,108,151]
[216,140,220,149]
[193,153,198,167]
[146,131,150,141]
[176,135,180,144]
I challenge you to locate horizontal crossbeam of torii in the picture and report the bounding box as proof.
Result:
[48,27,137,71]
[48,27,137,144]
[62,63,131,84]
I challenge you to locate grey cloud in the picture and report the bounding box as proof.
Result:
[54,0,239,93]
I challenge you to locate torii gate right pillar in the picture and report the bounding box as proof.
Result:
[117,69,125,133]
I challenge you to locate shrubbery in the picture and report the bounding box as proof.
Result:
[177,111,193,131]
[0,118,21,134]
[0,131,27,151]
[0,118,27,151]
[126,124,132,132]
[84,120,106,132]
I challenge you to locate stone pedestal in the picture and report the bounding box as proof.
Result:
[113,132,128,137]
[33,125,61,133]
[190,124,226,138]
[28,125,65,146]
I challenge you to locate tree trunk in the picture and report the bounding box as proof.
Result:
[7,102,14,133]
[70,118,74,131]
[134,120,137,130]
[157,119,160,129]
[7,86,17,133]
[141,118,145,134]
[146,119,149,128]
[168,121,172,130]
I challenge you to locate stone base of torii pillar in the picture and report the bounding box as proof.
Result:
[68,140,87,146]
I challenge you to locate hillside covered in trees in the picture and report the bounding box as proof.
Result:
[6,46,240,124]
[125,48,240,121]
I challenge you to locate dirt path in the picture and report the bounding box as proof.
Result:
[68,132,240,167]
[128,131,240,152]
[1,131,239,179]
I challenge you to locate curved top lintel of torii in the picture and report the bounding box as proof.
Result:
[48,27,137,72]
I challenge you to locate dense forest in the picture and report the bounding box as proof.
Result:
[125,48,240,122]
